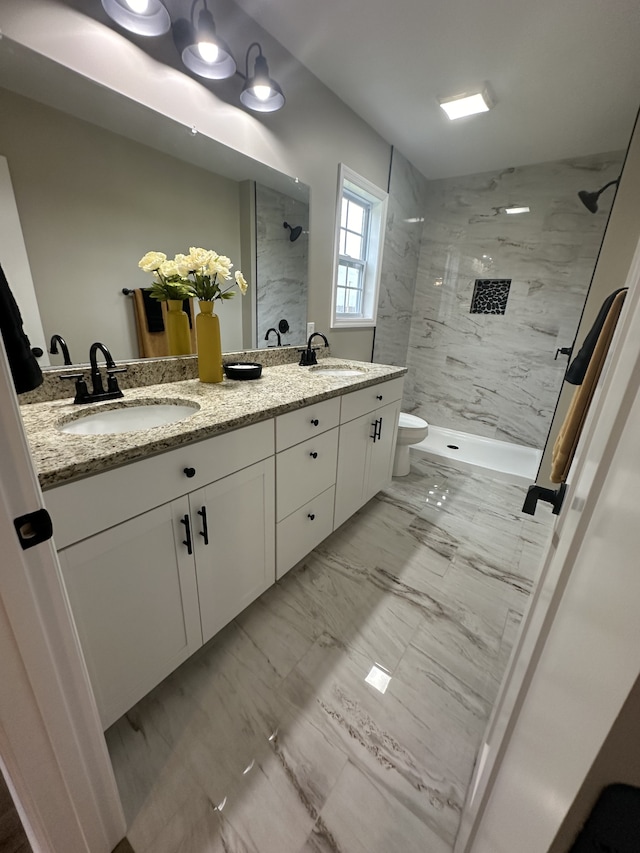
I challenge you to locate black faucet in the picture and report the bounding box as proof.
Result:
[299,332,329,366]
[60,341,126,404]
[49,334,72,366]
[264,327,282,347]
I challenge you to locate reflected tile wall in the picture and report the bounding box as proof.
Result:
[256,184,309,348]
[402,152,624,448]
[373,150,430,367]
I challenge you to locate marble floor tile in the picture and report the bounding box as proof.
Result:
[107,454,553,853]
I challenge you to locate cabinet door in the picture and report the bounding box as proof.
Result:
[58,496,201,730]
[192,458,275,645]
[366,400,401,501]
[334,412,377,529]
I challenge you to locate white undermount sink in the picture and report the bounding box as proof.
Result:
[309,364,368,377]
[60,402,200,436]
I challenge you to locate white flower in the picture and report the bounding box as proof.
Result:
[208,255,232,279]
[159,259,180,278]
[188,247,212,271]
[235,270,248,295]
[174,253,193,277]
[138,251,166,272]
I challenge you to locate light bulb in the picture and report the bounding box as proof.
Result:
[126,0,149,12]
[252,85,271,102]
[197,41,219,63]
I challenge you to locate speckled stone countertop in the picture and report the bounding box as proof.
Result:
[21,359,406,490]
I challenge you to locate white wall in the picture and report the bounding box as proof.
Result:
[0,0,392,362]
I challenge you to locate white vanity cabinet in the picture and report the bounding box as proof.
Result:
[46,420,274,729]
[41,372,404,728]
[334,378,404,529]
[275,397,340,579]
[191,458,275,645]
[57,496,202,730]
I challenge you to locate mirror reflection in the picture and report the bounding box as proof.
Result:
[0,41,310,368]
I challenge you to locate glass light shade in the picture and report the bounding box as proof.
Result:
[179,9,236,80]
[439,89,494,120]
[240,53,285,113]
[101,0,170,36]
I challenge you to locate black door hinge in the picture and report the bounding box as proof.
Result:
[13,508,53,550]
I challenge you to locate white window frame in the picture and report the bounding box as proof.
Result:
[331,163,388,329]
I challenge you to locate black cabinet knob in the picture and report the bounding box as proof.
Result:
[310,418,319,426]
[31,347,44,358]
[183,467,196,478]
[309,452,318,459]
[308,513,315,520]
[376,395,383,401]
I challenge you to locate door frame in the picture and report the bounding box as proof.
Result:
[0,339,125,851]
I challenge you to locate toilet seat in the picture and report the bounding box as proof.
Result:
[394,411,429,476]
[399,412,428,429]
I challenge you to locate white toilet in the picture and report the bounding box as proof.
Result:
[393,412,429,476]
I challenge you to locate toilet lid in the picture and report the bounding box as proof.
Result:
[399,412,428,429]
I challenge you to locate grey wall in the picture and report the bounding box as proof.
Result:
[255,184,309,348]
[400,152,623,449]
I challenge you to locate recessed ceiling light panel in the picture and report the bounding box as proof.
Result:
[504,206,530,214]
[439,87,494,121]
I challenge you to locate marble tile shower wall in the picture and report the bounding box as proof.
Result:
[256,184,309,348]
[373,150,430,367]
[394,152,623,448]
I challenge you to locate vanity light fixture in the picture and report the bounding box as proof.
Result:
[101,0,170,36]
[173,0,236,80]
[240,43,285,113]
[439,87,494,120]
[504,206,530,214]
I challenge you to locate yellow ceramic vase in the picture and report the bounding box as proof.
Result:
[165,299,192,356]
[196,300,223,383]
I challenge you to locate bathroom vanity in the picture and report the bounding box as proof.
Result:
[22,358,405,729]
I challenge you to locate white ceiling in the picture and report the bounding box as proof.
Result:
[233,0,640,179]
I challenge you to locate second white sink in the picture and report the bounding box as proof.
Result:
[309,364,368,377]
[60,402,200,436]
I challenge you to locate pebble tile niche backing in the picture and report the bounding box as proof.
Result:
[470,279,512,315]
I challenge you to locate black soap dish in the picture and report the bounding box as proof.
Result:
[223,362,263,380]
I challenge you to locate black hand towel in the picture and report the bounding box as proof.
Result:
[566,287,628,385]
[141,287,165,333]
[141,289,193,333]
[0,263,43,394]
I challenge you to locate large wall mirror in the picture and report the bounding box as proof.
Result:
[0,40,310,368]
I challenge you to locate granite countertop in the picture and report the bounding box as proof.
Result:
[21,358,406,490]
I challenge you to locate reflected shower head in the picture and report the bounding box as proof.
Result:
[578,177,620,214]
[283,221,303,241]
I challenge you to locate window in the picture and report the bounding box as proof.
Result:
[331,164,388,328]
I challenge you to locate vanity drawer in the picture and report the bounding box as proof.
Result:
[276,486,335,580]
[340,377,404,423]
[46,419,274,549]
[275,396,340,452]
[276,428,338,522]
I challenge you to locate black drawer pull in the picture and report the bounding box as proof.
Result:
[370,418,379,442]
[309,451,318,459]
[197,506,209,545]
[308,513,315,521]
[377,417,383,441]
[310,418,319,426]
[183,467,196,478]
[180,514,193,555]
[376,394,383,401]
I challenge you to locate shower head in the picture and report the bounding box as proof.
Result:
[578,178,620,214]
[283,221,303,242]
